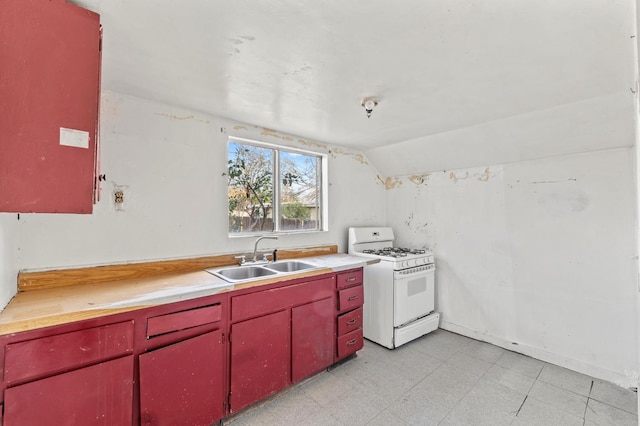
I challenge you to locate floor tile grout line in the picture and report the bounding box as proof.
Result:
[581,380,594,422]
[436,362,486,426]
[586,393,639,416]
[515,394,528,417]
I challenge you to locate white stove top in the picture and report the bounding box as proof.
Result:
[348,227,433,269]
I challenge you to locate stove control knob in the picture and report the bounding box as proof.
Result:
[401,260,408,269]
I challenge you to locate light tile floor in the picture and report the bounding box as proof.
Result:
[223,330,638,426]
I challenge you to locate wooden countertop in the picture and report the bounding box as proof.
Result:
[0,253,375,335]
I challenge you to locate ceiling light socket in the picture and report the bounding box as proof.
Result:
[361,97,378,118]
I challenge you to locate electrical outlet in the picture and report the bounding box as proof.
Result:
[112,183,129,212]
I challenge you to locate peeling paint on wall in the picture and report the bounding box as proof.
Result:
[260,128,294,142]
[449,171,470,183]
[297,139,328,151]
[154,113,211,124]
[233,125,248,131]
[384,177,403,189]
[478,167,491,182]
[328,147,369,165]
[531,178,577,184]
[376,175,386,186]
[409,174,429,186]
[449,167,498,183]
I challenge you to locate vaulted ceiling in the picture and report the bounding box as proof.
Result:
[73,0,635,172]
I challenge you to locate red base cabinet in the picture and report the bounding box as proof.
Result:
[230,310,291,413]
[229,275,337,413]
[335,269,365,361]
[0,268,365,424]
[4,356,134,426]
[292,297,335,382]
[139,330,225,426]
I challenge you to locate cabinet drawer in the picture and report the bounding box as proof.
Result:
[5,320,134,384]
[336,329,363,359]
[232,277,334,322]
[338,285,363,312]
[147,303,222,338]
[336,269,363,289]
[337,307,363,336]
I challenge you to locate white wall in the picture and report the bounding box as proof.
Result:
[0,91,385,298]
[366,92,635,178]
[387,148,638,386]
[0,215,20,308]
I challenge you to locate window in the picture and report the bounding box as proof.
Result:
[227,138,326,235]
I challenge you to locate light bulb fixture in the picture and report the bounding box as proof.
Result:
[361,97,378,118]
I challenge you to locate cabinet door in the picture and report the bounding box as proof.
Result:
[139,330,224,426]
[292,297,335,383]
[0,0,101,213]
[230,310,290,413]
[4,355,133,426]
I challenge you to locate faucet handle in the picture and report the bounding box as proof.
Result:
[262,253,272,262]
[234,255,246,265]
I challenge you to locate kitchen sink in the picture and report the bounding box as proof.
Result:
[205,260,320,283]
[208,266,278,282]
[265,261,316,273]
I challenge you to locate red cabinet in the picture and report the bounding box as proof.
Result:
[229,275,337,412]
[292,297,335,382]
[0,267,365,423]
[5,321,134,385]
[230,310,291,413]
[337,306,363,336]
[139,330,225,426]
[338,285,364,313]
[0,0,102,213]
[335,269,365,361]
[4,355,134,425]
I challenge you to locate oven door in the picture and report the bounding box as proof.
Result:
[393,265,435,327]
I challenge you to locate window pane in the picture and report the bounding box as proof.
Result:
[227,142,274,233]
[280,150,320,231]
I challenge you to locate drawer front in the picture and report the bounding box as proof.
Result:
[336,269,363,289]
[337,307,363,336]
[336,329,364,359]
[5,320,134,384]
[338,285,363,313]
[147,303,222,338]
[232,276,335,322]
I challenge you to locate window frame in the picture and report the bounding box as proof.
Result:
[226,136,328,237]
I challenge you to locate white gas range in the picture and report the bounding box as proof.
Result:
[348,227,440,349]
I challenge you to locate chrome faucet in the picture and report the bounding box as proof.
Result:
[252,236,278,262]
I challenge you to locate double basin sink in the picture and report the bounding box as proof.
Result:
[205,260,320,283]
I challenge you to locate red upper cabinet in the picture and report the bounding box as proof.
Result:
[0,0,102,213]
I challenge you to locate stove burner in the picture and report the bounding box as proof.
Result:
[386,252,407,258]
[361,247,426,257]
